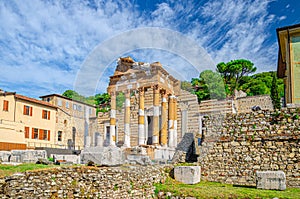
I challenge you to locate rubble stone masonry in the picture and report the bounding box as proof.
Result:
[0,165,166,198]
[198,108,300,187]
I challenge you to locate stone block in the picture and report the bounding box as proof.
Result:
[0,151,11,162]
[10,150,47,163]
[154,147,175,161]
[81,146,125,166]
[126,155,152,165]
[53,154,80,164]
[174,166,201,184]
[256,171,286,190]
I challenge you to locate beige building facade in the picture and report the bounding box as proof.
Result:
[0,91,57,150]
[0,90,97,151]
[40,94,97,150]
[277,23,300,106]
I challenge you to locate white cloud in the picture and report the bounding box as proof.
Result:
[194,0,277,72]
[0,0,281,97]
[279,16,287,21]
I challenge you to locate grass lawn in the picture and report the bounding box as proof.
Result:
[0,163,57,177]
[155,176,300,199]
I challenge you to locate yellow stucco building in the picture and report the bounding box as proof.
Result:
[0,91,57,150]
[0,90,97,151]
[277,23,300,106]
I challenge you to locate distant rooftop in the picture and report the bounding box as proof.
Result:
[0,91,57,109]
[39,93,96,107]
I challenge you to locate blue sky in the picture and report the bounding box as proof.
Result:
[0,0,299,98]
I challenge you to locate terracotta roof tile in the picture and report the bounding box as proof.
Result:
[15,94,57,109]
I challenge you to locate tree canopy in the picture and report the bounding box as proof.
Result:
[239,71,284,98]
[186,59,283,104]
[217,59,256,95]
[192,70,226,103]
[270,72,281,110]
[95,93,110,112]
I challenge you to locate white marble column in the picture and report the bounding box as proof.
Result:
[109,91,116,146]
[168,95,176,148]
[138,87,146,145]
[124,90,131,147]
[152,85,160,145]
[174,96,178,147]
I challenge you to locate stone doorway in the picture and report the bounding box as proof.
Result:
[147,116,153,145]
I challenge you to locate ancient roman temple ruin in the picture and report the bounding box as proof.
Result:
[85,57,201,162]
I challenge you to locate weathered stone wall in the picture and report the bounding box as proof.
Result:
[198,95,273,115]
[236,94,273,113]
[199,99,233,115]
[0,165,166,198]
[198,108,300,187]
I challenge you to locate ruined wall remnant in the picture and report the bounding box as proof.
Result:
[198,108,300,187]
[0,165,166,198]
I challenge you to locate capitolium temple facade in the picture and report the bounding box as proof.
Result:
[95,57,200,151]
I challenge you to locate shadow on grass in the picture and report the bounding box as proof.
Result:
[233,184,256,189]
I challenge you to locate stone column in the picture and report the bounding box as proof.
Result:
[124,90,131,147]
[168,95,175,148]
[85,136,91,148]
[160,91,168,147]
[174,97,178,147]
[138,87,145,145]
[109,91,116,146]
[152,85,160,145]
[95,134,103,147]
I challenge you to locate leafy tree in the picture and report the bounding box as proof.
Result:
[240,78,269,96]
[191,77,210,102]
[62,90,81,100]
[116,92,125,111]
[238,71,284,98]
[62,90,95,105]
[85,96,95,106]
[271,72,281,110]
[95,93,110,113]
[181,81,193,93]
[217,59,256,95]
[192,70,226,103]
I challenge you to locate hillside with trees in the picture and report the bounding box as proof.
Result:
[182,59,283,107]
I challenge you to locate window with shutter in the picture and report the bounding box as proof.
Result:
[3,100,9,111]
[42,110,50,120]
[24,127,29,138]
[43,130,47,140]
[23,105,32,116]
[33,128,38,139]
[39,129,43,140]
[31,128,35,139]
[47,130,50,141]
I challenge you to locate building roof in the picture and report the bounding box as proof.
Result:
[0,92,57,109]
[39,93,96,108]
[277,23,300,78]
[15,94,57,109]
